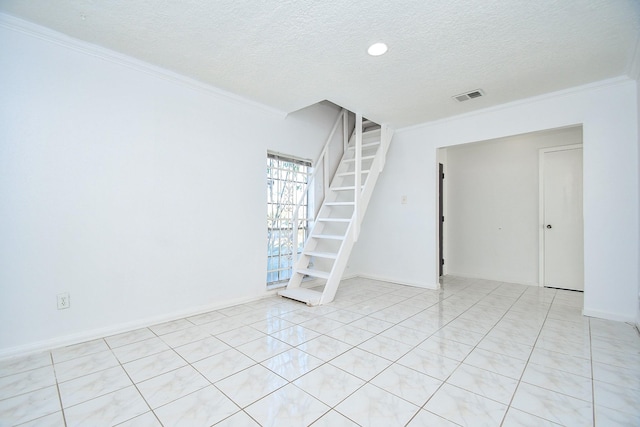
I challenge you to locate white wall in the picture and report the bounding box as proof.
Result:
[444,127,582,285]
[637,76,640,329]
[346,135,436,286]
[0,16,340,357]
[350,78,639,322]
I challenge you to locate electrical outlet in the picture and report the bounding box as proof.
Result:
[401,195,408,204]
[57,292,70,310]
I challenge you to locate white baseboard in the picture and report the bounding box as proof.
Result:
[0,292,271,361]
[583,307,636,323]
[289,274,426,292]
[0,273,466,360]
[355,273,439,290]
[637,294,640,332]
[445,271,539,287]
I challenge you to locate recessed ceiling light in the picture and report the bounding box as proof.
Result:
[367,42,388,56]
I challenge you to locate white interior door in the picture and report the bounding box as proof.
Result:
[541,146,584,291]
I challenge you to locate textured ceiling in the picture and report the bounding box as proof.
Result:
[1,0,639,127]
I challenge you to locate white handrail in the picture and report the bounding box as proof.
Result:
[343,110,349,153]
[291,109,347,264]
[354,113,362,241]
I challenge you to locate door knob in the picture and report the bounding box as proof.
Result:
[546,224,552,229]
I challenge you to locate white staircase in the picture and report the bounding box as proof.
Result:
[278,113,393,305]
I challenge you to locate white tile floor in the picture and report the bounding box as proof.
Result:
[1,276,639,426]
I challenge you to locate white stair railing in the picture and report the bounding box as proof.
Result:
[280,110,393,306]
[316,122,393,305]
[354,113,362,240]
[291,109,348,265]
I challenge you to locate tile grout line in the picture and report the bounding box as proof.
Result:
[243,283,448,425]
[413,281,530,426]
[4,278,636,426]
[51,350,69,427]
[589,317,596,427]
[335,280,512,425]
[499,286,555,426]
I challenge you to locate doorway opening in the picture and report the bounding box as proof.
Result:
[438,126,584,289]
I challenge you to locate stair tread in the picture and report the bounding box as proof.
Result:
[361,141,380,147]
[359,128,381,136]
[278,288,323,305]
[281,120,391,307]
[347,142,380,150]
[324,201,355,206]
[317,217,350,222]
[304,251,338,259]
[297,268,331,279]
[331,185,364,191]
[336,170,370,176]
[311,234,345,240]
[344,155,375,162]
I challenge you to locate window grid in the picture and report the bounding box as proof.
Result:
[267,154,311,285]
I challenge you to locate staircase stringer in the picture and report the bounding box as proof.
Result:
[355,125,393,237]
[318,125,393,304]
[279,117,393,305]
[318,220,356,304]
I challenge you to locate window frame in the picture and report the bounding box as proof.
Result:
[266,152,312,286]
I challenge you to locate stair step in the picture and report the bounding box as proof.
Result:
[304,251,338,259]
[362,129,381,138]
[297,268,331,279]
[324,201,355,206]
[280,118,391,307]
[311,234,345,240]
[347,142,380,150]
[330,185,364,191]
[278,288,323,306]
[316,218,350,223]
[344,155,375,163]
[335,170,370,177]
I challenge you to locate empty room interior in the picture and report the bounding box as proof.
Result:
[1,1,639,426]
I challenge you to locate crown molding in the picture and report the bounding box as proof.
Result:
[397,76,634,134]
[0,12,287,118]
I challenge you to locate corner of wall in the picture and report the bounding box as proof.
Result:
[637,74,640,332]
[636,293,640,332]
[583,307,636,324]
[628,33,640,81]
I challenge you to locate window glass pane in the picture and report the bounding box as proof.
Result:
[266,153,311,286]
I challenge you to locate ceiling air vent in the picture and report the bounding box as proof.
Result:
[453,89,484,102]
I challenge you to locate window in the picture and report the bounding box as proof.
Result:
[266,153,312,285]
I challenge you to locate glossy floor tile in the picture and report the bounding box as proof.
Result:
[1,276,639,426]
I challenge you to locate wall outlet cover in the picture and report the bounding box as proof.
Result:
[57,292,70,310]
